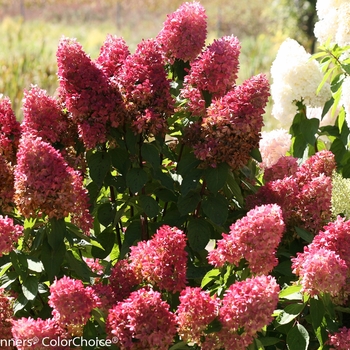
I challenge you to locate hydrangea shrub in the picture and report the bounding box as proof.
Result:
[1,1,350,349]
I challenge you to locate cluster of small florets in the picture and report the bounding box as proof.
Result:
[109,258,141,302]
[259,128,292,169]
[185,74,269,169]
[181,35,241,116]
[202,275,280,350]
[263,156,299,182]
[129,225,187,293]
[95,34,130,78]
[107,288,177,350]
[21,86,73,146]
[176,287,219,345]
[270,38,332,125]
[11,317,66,350]
[0,216,23,256]
[14,135,92,233]
[328,327,350,350]
[247,150,335,234]
[48,276,100,336]
[0,154,15,213]
[292,216,350,298]
[0,289,14,349]
[156,1,207,63]
[117,39,175,136]
[208,204,285,274]
[56,37,124,149]
[0,97,21,165]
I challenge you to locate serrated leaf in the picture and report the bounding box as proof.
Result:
[294,226,313,243]
[202,194,228,225]
[276,303,305,325]
[138,195,160,218]
[286,324,309,350]
[177,191,201,216]
[201,268,221,288]
[126,167,148,194]
[97,202,115,227]
[141,143,160,168]
[187,218,211,251]
[88,151,111,186]
[204,163,229,193]
[22,276,38,301]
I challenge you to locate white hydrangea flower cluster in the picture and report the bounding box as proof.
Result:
[270,38,332,126]
[259,129,291,168]
[314,0,350,46]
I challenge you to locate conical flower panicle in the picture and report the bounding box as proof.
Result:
[96,34,130,78]
[0,97,21,165]
[22,85,76,147]
[181,35,241,116]
[156,1,207,63]
[56,37,124,149]
[185,74,269,169]
[117,39,175,136]
[14,135,92,233]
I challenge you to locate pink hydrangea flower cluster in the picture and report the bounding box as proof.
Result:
[21,86,73,147]
[107,288,177,350]
[11,317,66,350]
[14,135,92,233]
[328,327,350,350]
[156,1,207,63]
[181,35,241,116]
[185,74,269,169]
[0,216,23,256]
[208,204,285,274]
[203,275,280,350]
[0,154,15,213]
[292,246,347,296]
[292,216,350,298]
[176,287,219,345]
[263,156,298,182]
[0,289,13,348]
[247,150,335,234]
[117,39,174,136]
[56,37,124,149]
[129,225,187,293]
[109,258,141,302]
[0,97,21,165]
[259,129,292,169]
[96,34,130,78]
[48,276,100,336]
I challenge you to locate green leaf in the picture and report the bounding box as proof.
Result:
[181,169,202,196]
[177,191,201,216]
[226,171,244,205]
[138,195,159,218]
[291,135,308,158]
[126,167,148,194]
[41,240,66,281]
[276,303,305,325]
[169,341,192,350]
[202,194,228,225]
[109,147,129,174]
[27,258,44,273]
[286,324,309,350]
[66,250,92,282]
[294,227,313,243]
[10,250,28,280]
[153,169,175,190]
[154,188,177,202]
[201,268,221,288]
[259,337,281,346]
[97,202,115,227]
[187,218,211,251]
[141,143,160,168]
[177,152,201,176]
[120,220,142,257]
[88,151,111,186]
[278,284,302,298]
[204,318,222,334]
[204,163,229,193]
[310,297,325,330]
[91,227,116,259]
[47,218,66,250]
[250,148,262,162]
[22,276,38,301]
[301,118,319,145]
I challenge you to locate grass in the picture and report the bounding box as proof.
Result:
[0,6,283,130]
